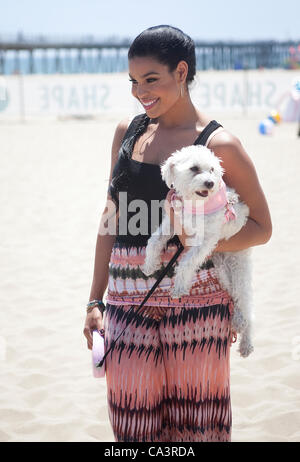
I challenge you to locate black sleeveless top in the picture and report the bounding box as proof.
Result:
[108,113,223,247]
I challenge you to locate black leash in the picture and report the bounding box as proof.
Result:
[97,242,184,367]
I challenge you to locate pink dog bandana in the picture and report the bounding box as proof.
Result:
[170,178,236,223]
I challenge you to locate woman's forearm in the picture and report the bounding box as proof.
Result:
[212,217,271,253]
[89,232,116,301]
[88,204,118,301]
[177,216,271,253]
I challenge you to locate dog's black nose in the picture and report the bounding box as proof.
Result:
[204,181,214,189]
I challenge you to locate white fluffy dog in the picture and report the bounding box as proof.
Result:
[141,145,254,358]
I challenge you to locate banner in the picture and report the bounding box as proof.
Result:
[0,70,299,119]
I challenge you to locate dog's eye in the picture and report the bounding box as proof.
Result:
[210,167,214,173]
[190,166,200,173]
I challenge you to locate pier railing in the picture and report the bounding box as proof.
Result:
[0,35,299,74]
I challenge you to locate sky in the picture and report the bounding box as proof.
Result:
[0,0,299,42]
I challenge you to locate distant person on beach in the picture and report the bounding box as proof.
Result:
[276,76,300,127]
[83,25,272,442]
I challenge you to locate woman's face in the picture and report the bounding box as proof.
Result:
[128,56,184,118]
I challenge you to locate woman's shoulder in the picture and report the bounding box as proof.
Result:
[114,117,132,140]
[114,113,148,141]
[208,124,254,186]
[208,124,242,151]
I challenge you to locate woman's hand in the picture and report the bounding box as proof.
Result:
[83,307,105,350]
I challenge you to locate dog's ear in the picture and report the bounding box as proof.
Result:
[161,156,175,188]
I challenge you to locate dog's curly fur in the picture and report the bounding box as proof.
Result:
[141,144,254,358]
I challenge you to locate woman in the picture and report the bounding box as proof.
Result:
[83,25,272,442]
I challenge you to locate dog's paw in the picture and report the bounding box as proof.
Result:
[232,308,248,333]
[238,336,254,358]
[141,260,160,276]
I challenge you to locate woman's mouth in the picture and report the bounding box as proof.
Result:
[140,98,159,110]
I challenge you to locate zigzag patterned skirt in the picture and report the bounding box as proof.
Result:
[103,241,235,442]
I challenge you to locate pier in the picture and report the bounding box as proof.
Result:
[0,35,299,74]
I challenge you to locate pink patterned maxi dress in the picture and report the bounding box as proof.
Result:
[103,113,235,442]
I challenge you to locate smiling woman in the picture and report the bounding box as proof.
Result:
[83,24,272,443]
[128,56,186,117]
[128,25,195,126]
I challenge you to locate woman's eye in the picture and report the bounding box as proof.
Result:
[128,78,157,84]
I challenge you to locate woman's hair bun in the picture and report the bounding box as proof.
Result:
[128,25,196,85]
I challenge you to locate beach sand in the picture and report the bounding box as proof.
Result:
[0,112,299,442]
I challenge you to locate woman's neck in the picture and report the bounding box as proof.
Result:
[154,93,200,130]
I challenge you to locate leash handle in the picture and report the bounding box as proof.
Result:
[97,243,184,367]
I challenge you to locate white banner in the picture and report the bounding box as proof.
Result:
[0,70,299,119]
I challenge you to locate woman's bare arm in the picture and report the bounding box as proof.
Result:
[84,118,130,349]
[88,117,130,302]
[211,131,272,252]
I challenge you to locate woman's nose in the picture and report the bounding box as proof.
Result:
[135,84,148,99]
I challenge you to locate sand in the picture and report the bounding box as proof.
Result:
[0,111,299,442]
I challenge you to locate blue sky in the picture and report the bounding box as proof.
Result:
[0,0,299,41]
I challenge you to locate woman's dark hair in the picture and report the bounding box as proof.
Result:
[128,25,196,86]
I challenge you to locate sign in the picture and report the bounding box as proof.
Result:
[0,70,299,119]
